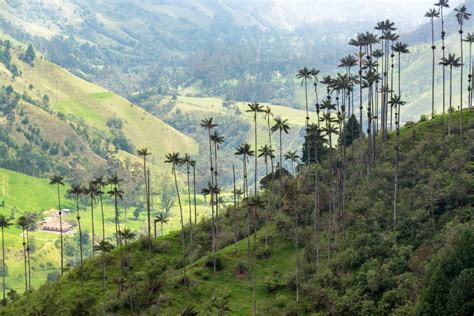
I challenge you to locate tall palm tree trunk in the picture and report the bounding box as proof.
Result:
[22,229,27,292]
[90,196,95,257]
[394,52,403,229]
[232,165,238,244]
[186,163,193,244]
[279,130,283,170]
[213,143,219,250]
[100,195,105,243]
[470,42,474,110]
[460,27,464,141]
[442,6,446,123]
[1,227,5,303]
[267,115,274,173]
[449,65,453,134]
[208,129,214,186]
[192,165,197,225]
[252,204,258,316]
[56,184,64,275]
[431,16,436,117]
[313,136,320,264]
[359,46,363,134]
[172,165,187,283]
[469,42,473,110]
[143,157,151,248]
[76,196,84,285]
[243,156,251,283]
[26,230,31,291]
[253,113,258,197]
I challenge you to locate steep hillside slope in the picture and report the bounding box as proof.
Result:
[0,42,197,167]
[4,111,472,314]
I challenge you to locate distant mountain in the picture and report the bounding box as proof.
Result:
[405,0,472,45]
[2,0,455,106]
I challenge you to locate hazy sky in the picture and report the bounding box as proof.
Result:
[238,0,465,32]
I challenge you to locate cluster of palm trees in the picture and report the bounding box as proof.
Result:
[0,212,38,301]
[426,2,472,137]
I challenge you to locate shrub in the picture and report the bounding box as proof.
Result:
[204,254,223,271]
[234,261,248,274]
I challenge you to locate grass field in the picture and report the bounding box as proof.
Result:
[0,167,220,293]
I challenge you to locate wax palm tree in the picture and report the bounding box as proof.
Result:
[464,32,474,110]
[210,131,224,239]
[258,144,274,249]
[200,118,218,186]
[181,154,194,244]
[49,175,65,275]
[201,183,221,282]
[263,106,274,172]
[435,0,450,119]
[389,94,406,229]
[68,184,85,284]
[107,185,125,274]
[154,212,169,238]
[118,228,136,272]
[84,182,99,257]
[108,173,123,243]
[296,67,312,125]
[25,213,37,291]
[0,215,11,304]
[455,5,471,139]
[17,215,29,292]
[440,53,463,134]
[92,176,107,244]
[375,20,395,136]
[339,55,358,116]
[426,8,440,117]
[234,143,254,198]
[247,102,264,196]
[165,152,187,283]
[94,240,114,293]
[246,195,266,316]
[210,296,232,316]
[271,117,290,171]
[284,151,300,175]
[137,148,152,245]
[258,145,275,176]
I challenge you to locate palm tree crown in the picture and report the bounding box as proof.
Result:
[49,175,64,186]
[439,53,463,67]
[234,143,254,157]
[455,5,471,27]
[392,42,410,54]
[425,8,440,18]
[271,118,290,134]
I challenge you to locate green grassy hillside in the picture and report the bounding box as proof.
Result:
[0,49,197,164]
[3,111,472,314]
[0,166,217,293]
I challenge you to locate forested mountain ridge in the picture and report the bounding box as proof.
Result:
[2,111,473,315]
